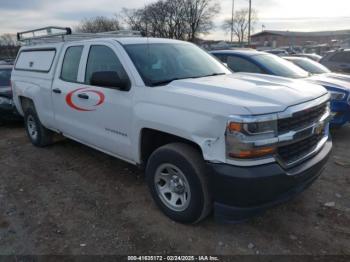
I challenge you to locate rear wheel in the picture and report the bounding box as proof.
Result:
[24,107,53,147]
[146,143,212,224]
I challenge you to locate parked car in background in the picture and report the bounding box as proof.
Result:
[303,44,331,57]
[284,56,331,75]
[0,64,21,122]
[264,49,289,56]
[0,59,15,65]
[0,65,12,95]
[12,27,332,224]
[291,53,322,62]
[284,56,350,126]
[284,56,350,82]
[320,49,350,74]
[211,50,350,127]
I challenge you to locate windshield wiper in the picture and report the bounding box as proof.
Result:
[151,78,184,87]
[151,73,227,87]
[194,72,226,78]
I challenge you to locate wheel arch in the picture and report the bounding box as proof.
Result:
[19,96,35,114]
[139,128,203,168]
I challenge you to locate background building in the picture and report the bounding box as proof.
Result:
[251,29,350,49]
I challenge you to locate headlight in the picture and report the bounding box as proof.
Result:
[244,121,277,135]
[226,119,277,159]
[329,91,346,100]
[227,120,277,136]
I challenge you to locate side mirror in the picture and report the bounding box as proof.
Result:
[90,71,130,91]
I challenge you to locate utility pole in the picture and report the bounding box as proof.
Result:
[248,0,252,45]
[231,0,235,43]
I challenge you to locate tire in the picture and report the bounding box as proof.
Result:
[146,143,212,224]
[24,107,53,147]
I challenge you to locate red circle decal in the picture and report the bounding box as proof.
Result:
[66,87,105,112]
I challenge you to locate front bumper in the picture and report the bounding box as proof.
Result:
[0,98,22,121]
[208,140,332,223]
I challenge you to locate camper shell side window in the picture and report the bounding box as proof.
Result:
[14,48,56,73]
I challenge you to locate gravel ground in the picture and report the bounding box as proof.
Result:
[0,122,349,256]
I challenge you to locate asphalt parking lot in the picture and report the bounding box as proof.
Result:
[0,122,349,255]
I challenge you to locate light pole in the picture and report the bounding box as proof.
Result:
[231,0,235,43]
[248,0,252,45]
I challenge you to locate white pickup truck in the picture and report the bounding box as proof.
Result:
[12,27,332,223]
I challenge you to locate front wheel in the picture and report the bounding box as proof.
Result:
[146,143,212,224]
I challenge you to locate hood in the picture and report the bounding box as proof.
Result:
[307,74,350,92]
[165,73,328,115]
[322,72,350,84]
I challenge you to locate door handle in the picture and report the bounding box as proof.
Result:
[52,88,62,94]
[78,93,89,99]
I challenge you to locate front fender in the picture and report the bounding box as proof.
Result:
[133,102,228,163]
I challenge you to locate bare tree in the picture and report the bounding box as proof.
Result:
[143,1,169,38]
[0,34,18,46]
[222,8,258,44]
[123,1,187,39]
[183,0,220,41]
[122,0,220,41]
[122,8,148,33]
[0,34,20,59]
[164,1,188,39]
[76,16,121,33]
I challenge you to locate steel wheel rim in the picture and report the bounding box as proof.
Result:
[27,115,38,140]
[154,163,191,212]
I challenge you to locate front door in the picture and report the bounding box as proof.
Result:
[52,42,134,160]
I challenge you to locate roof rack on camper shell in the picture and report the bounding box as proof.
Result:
[17,26,142,45]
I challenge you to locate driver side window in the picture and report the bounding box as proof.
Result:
[85,45,129,87]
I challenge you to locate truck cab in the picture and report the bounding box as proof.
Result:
[12,27,332,223]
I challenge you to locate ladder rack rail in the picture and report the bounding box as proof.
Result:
[17,27,142,45]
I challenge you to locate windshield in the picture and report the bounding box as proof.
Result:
[292,59,330,74]
[253,54,309,78]
[0,69,11,87]
[124,43,230,86]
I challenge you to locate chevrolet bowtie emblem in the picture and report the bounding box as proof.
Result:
[314,122,325,135]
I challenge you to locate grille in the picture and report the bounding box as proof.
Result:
[278,103,327,133]
[277,133,324,165]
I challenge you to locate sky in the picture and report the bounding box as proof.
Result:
[0,0,349,40]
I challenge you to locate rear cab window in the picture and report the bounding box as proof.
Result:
[60,46,84,82]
